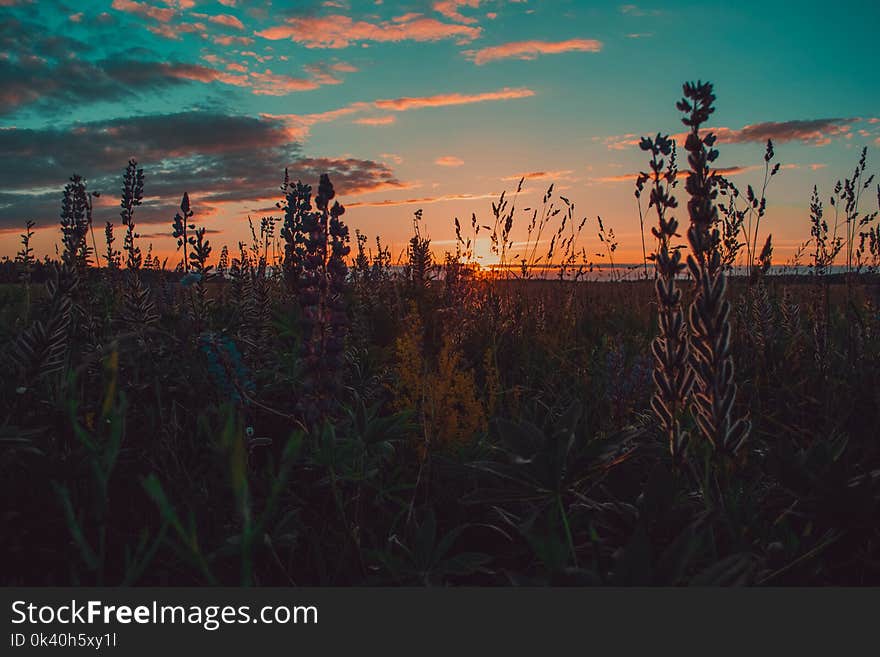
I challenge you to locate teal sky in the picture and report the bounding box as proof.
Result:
[1,0,878,264]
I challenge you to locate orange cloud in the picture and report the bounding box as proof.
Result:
[374,87,534,111]
[255,14,481,48]
[193,14,244,30]
[435,155,464,166]
[147,23,185,40]
[263,103,372,140]
[501,170,574,181]
[603,133,640,150]
[329,61,359,73]
[149,61,345,96]
[212,34,254,45]
[347,192,500,208]
[433,0,481,24]
[593,172,646,183]
[354,115,397,125]
[111,0,175,22]
[465,38,603,65]
[155,63,244,85]
[266,87,535,139]
[246,70,334,95]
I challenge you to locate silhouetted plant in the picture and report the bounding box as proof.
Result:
[118,162,156,329]
[172,192,194,273]
[287,174,351,425]
[60,174,94,272]
[104,222,120,271]
[16,220,36,322]
[217,244,229,277]
[677,81,749,456]
[839,147,876,274]
[186,223,213,329]
[281,170,309,287]
[120,159,144,271]
[405,209,433,291]
[746,140,780,278]
[596,216,618,280]
[638,133,692,459]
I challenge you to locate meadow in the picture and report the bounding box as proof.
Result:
[1,81,879,586]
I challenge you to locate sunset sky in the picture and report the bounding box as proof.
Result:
[1,0,878,266]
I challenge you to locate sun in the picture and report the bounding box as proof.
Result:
[471,238,503,269]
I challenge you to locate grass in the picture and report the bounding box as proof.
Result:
[0,81,879,586]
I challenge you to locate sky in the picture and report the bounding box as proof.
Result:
[1,0,878,267]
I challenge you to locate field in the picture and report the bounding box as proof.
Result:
[1,82,879,586]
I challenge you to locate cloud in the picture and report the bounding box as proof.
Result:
[111,2,246,39]
[0,27,349,116]
[146,22,205,40]
[602,133,641,150]
[0,112,404,229]
[255,13,481,48]
[347,192,500,208]
[0,14,283,114]
[245,68,345,95]
[111,0,175,22]
[212,34,254,45]
[353,115,397,125]
[206,13,245,30]
[290,158,406,195]
[619,4,660,16]
[374,87,534,111]
[602,118,861,151]
[465,38,603,65]
[592,172,646,183]
[712,118,859,146]
[266,86,536,140]
[433,0,481,24]
[435,155,464,167]
[263,102,373,139]
[0,55,239,115]
[329,61,359,73]
[500,170,574,181]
